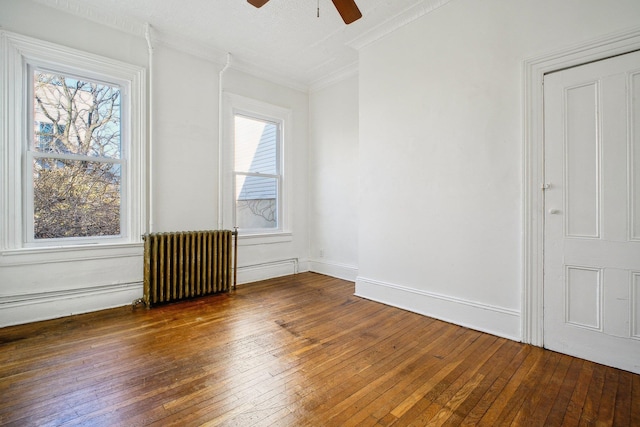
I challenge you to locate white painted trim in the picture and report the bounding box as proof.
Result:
[632,273,640,339]
[0,282,142,327]
[236,258,309,285]
[147,36,308,93]
[33,0,310,92]
[228,58,309,94]
[0,258,315,326]
[151,30,228,66]
[522,26,640,346]
[309,259,358,282]
[0,30,146,252]
[237,233,293,246]
[33,0,147,38]
[221,93,294,238]
[33,0,229,66]
[309,62,358,93]
[356,277,521,341]
[0,243,142,266]
[346,0,451,50]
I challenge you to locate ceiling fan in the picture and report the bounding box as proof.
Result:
[247,0,362,25]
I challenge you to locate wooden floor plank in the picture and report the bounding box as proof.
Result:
[456,342,532,425]
[595,367,619,427]
[439,340,523,426]
[631,373,640,426]
[612,370,633,426]
[472,345,545,425]
[397,334,503,425]
[492,349,561,425]
[524,352,574,425]
[562,361,596,426]
[544,357,586,426]
[0,272,638,426]
[578,363,607,426]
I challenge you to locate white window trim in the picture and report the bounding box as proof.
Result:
[0,31,146,261]
[222,93,292,244]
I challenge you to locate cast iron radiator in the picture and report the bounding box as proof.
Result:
[142,230,237,307]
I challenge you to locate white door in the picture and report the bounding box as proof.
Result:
[543,50,640,374]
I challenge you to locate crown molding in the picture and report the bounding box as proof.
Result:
[309,61,358,93]
[33,0,230,65]
[33,0,147,38]
[228,58,309,93]
[32,0,309,91]
[347,0,452,50]
[151,31,228,66]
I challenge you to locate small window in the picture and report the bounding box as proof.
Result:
[222,93,291,240]
[28,69,124,241]
[233,114,281,231]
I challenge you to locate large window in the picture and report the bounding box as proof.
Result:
[223,94,291,239]
[0,31,145,252]
[30,70,123,241]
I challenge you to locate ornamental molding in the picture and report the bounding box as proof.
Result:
[346,0,452,50]
[34,0,147,38]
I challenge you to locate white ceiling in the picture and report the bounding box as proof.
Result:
[35,0,451,90]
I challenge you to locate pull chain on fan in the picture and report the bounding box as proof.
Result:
[247,0,362,24]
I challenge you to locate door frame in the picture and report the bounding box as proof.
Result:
[522,26,640,346]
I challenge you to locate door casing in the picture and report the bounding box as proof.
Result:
[522,27,640,346]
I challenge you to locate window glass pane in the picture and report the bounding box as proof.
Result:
[235,174,277,230]
[33,71,121,159]
[33,158,121,239]
[234,115,277,174]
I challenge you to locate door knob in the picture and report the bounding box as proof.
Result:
[548,209,560,215]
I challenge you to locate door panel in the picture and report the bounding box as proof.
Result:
[544,50,640,374]
[565,266,602,330]
[633,71,640,240]
[634,273,640,338]
[565,82,600,238]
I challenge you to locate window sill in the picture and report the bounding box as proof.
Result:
[238,232,293,246]
[0,242,143,266]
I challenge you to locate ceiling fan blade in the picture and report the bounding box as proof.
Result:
[331,0,362,24]
[247,0,270,7]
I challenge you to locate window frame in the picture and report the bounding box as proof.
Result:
[26,65,129,246]
[222,93,292,244]
[0,31,146,256]
[233,112,282,233]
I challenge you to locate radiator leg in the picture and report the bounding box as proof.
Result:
[233,227,238,290]
[131,298,147,310]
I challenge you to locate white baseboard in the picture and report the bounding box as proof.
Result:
[309,259,358,282]
[0,259,313,327]
[0,282,142,327]
[236,258,309,285]
[355,276,521,341]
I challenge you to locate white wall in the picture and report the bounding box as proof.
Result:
[0,0,310,326]
[308,76,359,281]
[151,46,220,232]
[356,0,640,340]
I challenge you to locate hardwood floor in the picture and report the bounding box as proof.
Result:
[1,273,638,426]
